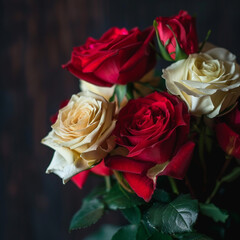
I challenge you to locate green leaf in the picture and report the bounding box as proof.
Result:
[103,184,144,210]
[199,203,229,223]
[174,232,213,240]
[111,223,151,240]
[112,225,138,240]
[109,92,115,102]
[121,206,141,224]
[152,189,171,203]
[126,82,134,100]
[148,232,173,240]
[153,20,173,62]
[146,194,198,234]
[84,185,106,201]
[166,24,188,61]
[221,167,240,183]
[136,222,151,240]
[69,198,104,231]
[115,84,127,107]
[84,224,120,240]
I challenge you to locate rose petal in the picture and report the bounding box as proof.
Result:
[123,172,155,202]
[216,122,240,158]
[90,160,112,176]
[71,170,90,189]
[105,156,154,174]
[158,141,195,179]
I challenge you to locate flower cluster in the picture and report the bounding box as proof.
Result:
[42,10,240,240]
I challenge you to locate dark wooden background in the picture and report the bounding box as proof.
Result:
[1,0,240,239]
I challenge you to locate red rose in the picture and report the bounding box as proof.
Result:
[155,10,198,60]
[216,104,240,158]
[62,27,156,87]
[105,92,195,201]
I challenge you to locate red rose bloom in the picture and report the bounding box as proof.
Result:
[155,10,198,60]
[105,92,195,201]
[216,104,240,158]
[62,27,156,87]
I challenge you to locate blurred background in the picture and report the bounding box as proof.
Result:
[1,0,240,239]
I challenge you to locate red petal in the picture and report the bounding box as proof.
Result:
[216,122,240,158]
[105,156,154,174]
[71,170,90,189]
[159,141,195,179]
[123,172,155,202]
[91,160,112,176]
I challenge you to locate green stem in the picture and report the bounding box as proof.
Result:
[199,123,207,186]
[168,177,179,195]
[217,155,232,180]
[205,181,221,204]
[206,155,233,204]
[104,176,111,192]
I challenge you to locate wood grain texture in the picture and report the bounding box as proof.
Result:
[1,0,240,239]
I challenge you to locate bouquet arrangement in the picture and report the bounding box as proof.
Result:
[42,10,240,240]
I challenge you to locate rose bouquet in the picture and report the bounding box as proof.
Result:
[42,10,240,240]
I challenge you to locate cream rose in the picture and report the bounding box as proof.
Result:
[80,70,161,107]
[162,47,240,118]
[41,91,116,183]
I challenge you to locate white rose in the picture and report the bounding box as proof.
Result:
[41,91,116,183]
[80,70,161,107]
[162,47,240,118]
[80,80,115,101]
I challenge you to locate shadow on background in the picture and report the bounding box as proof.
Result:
[1,0,240,239]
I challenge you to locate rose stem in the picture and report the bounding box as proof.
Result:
[198,123,207,187]
[185,175,196,198]
[168,177,179,195]
[217,155,232,180]
[104,176,111,192]
[205,181,221,204]
[205,155,232,204]
[113,170,134,193]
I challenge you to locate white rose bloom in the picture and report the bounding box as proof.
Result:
[162,47,240,118]
[80,70,161,109]
[42,91,116,183]
[80,80,115,101]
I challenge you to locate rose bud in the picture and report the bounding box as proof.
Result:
[62,27,156,87]
[105,91,195,202]
[155,10,198,61]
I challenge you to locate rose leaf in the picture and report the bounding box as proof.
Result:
[69,198,104,231]
[103,184,144,210]
[199,203,229,223]
[146,194,198,234]
[84,224,120,240]
[121,206,141,224]
[148,232,173,240]
[111,224,138,240]
[115,84,127,107]
[174,232,213,240]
